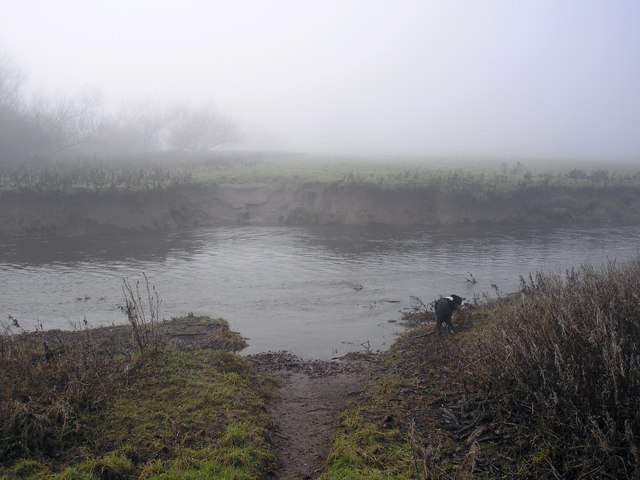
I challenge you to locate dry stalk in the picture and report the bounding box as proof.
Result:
[119,273,163,352]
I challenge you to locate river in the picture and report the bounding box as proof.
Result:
[1,224,638,358]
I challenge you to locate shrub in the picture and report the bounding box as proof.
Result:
[119,274,163,352]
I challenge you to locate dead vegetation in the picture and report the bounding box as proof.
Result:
[0,318,128,463]
[470,260,640,478]
[207,317,248,352]
[119,273,163,352]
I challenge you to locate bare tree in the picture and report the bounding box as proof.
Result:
[0,53,32,164]
[27,88,104,158]
[94,99,167,155]
[0,48,244,164]
[164,103,240,152]
[0,53,25,109]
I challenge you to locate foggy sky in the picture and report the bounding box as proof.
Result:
[1,0,639,160]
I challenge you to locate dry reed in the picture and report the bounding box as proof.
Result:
[472,258,640,478]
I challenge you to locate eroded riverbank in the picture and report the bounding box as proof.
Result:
[1,182,640,235]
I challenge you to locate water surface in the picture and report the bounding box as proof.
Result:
[1,224,638,358]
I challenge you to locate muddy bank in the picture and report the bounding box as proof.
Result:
[1,182,639,235]
[248,352,378,480]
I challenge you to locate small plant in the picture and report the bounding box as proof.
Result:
[119,273,163,352]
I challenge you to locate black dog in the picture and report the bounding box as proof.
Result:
[434,295,464,334]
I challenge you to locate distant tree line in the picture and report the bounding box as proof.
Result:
[0,51,240,166]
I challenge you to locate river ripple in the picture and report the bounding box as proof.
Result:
[1,224,638,358]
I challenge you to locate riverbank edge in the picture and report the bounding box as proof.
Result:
[0,315,375,480]
[1,181,640,235]
[319,303,503,479]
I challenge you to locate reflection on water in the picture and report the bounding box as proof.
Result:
[1,224,639,358]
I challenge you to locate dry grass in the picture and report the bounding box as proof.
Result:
[207,317,248,352]
[119,273,163,352]
[0,320,127,462]
[470,259,640,478]
[1,287,268,479]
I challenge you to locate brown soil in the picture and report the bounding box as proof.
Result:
[248,352,381,480]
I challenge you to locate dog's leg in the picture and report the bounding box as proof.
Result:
[446,319,455,334]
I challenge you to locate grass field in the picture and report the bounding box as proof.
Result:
[1,152,640,194]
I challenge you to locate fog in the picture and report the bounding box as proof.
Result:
[1,0,639,160]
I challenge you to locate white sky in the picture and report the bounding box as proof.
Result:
[1,0,639,159]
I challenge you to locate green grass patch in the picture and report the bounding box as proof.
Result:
[320,407,418,480]
[1,349,275,479]
[92,350,275,476]
[319,371,421,480]
[3,154,640,194]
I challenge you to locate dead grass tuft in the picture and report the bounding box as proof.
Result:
[207,317,248,352]
[0,321,127,462]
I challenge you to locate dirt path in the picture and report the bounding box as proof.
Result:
[248,352,378,480]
